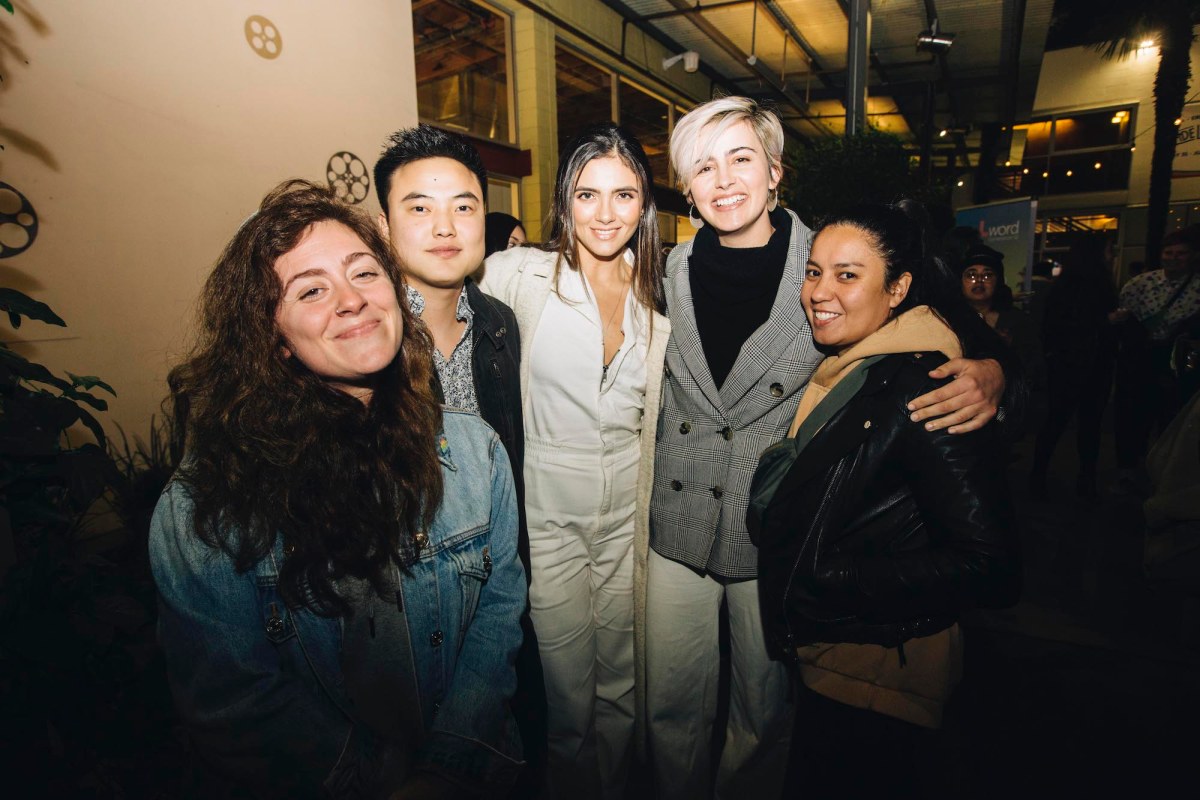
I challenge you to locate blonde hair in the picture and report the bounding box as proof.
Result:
[669,96,785,192]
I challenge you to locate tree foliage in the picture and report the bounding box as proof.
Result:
[782,128,948,227]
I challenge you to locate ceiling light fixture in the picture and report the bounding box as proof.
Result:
[916,18,955,54]
[663,51,700,73]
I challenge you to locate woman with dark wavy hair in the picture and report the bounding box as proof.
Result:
[479,124,669,799]
[749,201,1020,796]
[151,180,525,799]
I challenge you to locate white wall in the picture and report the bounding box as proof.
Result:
[1,0,418,437]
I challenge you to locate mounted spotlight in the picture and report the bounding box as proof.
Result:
[663,50,700,73]
[916,18,955,54]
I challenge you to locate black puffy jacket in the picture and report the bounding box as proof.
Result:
[749,351,1021,663]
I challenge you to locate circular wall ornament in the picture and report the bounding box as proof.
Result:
[327,152,370,204]
[0,182,39,258]
[244,15,282,59]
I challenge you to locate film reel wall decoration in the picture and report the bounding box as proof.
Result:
[327,152,370,204]
[0,182,39,259]
[244,15,282,59]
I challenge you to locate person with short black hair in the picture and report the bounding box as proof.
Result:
[374,124,548,798]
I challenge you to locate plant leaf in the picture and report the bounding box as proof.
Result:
[62,388,109,412]
[67,373,116,396]
[3,357,72,392]
[0,288,67,328]
[76,406,108,449]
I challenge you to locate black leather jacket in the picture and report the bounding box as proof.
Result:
[464,280,524,488]
[749,351,1020,663]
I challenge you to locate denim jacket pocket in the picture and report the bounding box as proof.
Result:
[446,541,492,641]
[255,575,297,645]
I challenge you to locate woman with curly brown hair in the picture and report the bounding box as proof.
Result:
[150,180,526,799]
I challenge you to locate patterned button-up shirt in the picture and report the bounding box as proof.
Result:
[1119,269,1200,342]
[406,284,478,413]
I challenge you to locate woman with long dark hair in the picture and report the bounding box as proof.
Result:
[749,201,1020,796]
[151,180,525,798]
[479,123,669,800]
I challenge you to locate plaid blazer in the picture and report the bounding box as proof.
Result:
[650,209,822,578]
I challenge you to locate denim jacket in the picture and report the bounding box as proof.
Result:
[149,410,526,798]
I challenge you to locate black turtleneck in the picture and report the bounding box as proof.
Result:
[688,207,792,390]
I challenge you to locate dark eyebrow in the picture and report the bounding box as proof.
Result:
[807,258,865,269]
[574,185,640,194]
[400,190,481,202]
[281,252,375,292]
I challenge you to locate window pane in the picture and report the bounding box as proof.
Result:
[556,47,613,154]
[618,80,670,186]
[1053,108,1133,151]
[1017,120,1053,158]
[414,0,510,143]
[1019,151,1131,195]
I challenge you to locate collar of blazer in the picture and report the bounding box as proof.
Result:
[665,208,811,414]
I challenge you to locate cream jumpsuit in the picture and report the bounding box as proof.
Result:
[523,266,647,800]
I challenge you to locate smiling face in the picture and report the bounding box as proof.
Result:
[274,220,404,400]
[571,155,643,269]
[802,224,910,351]
[687,119,781,248]
[1162,242,1194,279]
[378,157,485,296]
[961,264,997,307]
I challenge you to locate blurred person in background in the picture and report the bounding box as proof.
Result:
[960,243,1045,434]
[487,211,528,257]
[1030,236,1120,498]
[1112,229,1200,493]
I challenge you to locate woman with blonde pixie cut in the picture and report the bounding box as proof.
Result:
[643,96,1008,799]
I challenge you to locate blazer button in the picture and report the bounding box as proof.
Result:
[679,421,691,434]
[430,630,444,647]
[671,480,683,491]
[712,486,724,499]
[720,425,733,441]
[769,383,784,397]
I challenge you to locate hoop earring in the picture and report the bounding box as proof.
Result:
[767,187,779,212]
[688,202,704,229]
